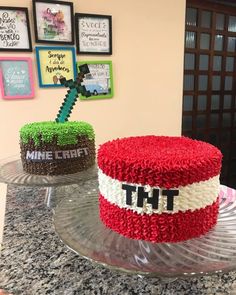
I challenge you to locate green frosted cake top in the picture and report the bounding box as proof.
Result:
[20,121,95,146]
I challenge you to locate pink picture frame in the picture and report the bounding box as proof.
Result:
[0,57,34,99]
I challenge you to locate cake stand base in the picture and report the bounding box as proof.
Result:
[0,156,97,187]
[53,182,236,278]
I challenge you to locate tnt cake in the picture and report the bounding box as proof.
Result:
[20,121,95,175]
[98,136,222,243]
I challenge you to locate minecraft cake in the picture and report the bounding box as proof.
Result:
[20,64,95,175]
[20,121,95,175]
[98,136,222,243]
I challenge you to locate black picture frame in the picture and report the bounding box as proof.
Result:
[0,6,32,52]
[75,13,112,55]
[32,0,74,45]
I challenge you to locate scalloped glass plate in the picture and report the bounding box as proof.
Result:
[54,183,236,278]
[0,155,97,187]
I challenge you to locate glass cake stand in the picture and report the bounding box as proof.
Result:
[0,155,97,209]
[0,155,97,187]
[53,179,236,279]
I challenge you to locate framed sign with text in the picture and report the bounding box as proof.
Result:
[77,60,114,100]
[33,0,74,45]
[0,7,32,52]
[75,13,112,55]
[0,57,34,99]
[35,46,77,87]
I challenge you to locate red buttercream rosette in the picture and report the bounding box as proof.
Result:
[99,194,219,243]
[98,136,222,188]
[98,136,222,243]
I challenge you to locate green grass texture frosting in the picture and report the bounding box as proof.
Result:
[20,121,95,146]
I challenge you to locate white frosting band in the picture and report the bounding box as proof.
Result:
[98,169,220,215]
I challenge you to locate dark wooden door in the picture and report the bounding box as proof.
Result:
[182,0,236,187]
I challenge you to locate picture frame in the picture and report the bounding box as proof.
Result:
[33,0,74,45]
[0,57,34,99]
[0,6,32,52]
[77,60,114,100]
[35,46,77,88]
[75,13,112,55]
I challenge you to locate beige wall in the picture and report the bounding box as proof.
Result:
[0,0,186,159]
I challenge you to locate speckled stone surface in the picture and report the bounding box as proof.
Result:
[1,184,236,295]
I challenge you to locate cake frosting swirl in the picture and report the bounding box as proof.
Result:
[98,136,222,243]
[20,121,95,175]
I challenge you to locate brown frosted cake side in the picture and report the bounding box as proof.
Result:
[20,121,95,175]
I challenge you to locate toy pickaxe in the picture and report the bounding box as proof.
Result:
[55,64,91,123]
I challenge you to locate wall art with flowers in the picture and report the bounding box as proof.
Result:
[33,0,74,45]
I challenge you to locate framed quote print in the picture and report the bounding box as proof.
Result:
[35,46,77,87]
[0,7,32,51]
[75,13,112,55]
[33,0,74,45]
[0,57,34,99]
[77,60,114,100]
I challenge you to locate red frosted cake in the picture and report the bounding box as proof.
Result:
[98,136,222,243]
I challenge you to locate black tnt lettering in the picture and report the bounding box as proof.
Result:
[162,190,179,210]
[122,184,136,205]
[137,187,159,209]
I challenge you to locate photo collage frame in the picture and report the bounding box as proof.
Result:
[0,0,114,100]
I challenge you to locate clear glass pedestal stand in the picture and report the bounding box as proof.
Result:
[0,155,98,211]
[0,155,97,247]
[1,156,236,283]
[53,179,236,281]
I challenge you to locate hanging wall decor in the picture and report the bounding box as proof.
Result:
[33,0,74,45]
[77,60,114,100]
[35,46,77,87]
[75,13,112,55]
[0,57,34,99]
[0,7,32,51]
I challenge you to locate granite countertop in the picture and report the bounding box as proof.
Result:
[1,184,236,295]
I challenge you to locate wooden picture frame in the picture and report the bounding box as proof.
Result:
[35,46,77,88]
[0,57,34,99]
[77,60,114,100]
[33,0,74,45]
[0,6,32,52]
[75,13,112,55]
